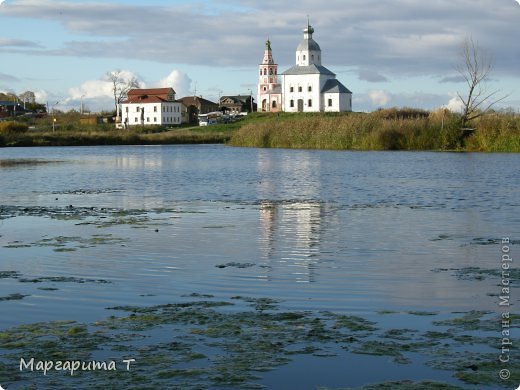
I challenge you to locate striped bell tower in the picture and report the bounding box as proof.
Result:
[257,39,282,112]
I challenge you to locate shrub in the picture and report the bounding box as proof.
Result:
[377,129,406,150]
[0,121,29,134]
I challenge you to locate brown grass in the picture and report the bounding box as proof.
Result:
[229,109,520,152]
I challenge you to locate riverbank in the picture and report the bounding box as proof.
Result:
[229,110,520,152]
[0,124,233,147]
[2,109,519,151]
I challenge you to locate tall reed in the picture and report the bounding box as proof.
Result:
[229,109,519,152]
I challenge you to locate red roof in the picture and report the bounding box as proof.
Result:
[125,88,176,104]
[127,88,175,96]
[126,96,167,104]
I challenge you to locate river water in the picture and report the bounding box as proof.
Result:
[0,145,518,389]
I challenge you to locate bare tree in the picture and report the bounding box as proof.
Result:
[107,70,140,120]
[456,37,508,128]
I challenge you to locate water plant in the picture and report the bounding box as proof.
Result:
[1,295,517,389]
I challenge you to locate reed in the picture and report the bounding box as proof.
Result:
[463,112,520,152]
[229,109,520,152]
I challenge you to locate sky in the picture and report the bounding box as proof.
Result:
[0,0,519,112]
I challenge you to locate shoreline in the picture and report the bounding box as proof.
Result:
[1,110,519,152]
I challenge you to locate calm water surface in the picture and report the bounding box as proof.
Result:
[0,145,518,389]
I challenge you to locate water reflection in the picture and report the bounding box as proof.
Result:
[257,149,324,282]
[259,202,323,283]
[114,154,163,169]
[0,145,518,318]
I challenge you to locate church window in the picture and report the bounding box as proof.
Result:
[303,55,306,61]
[154,117,157,122]
[290,87,294,92]
[260,69,262,76]
[290,100,294,108]
[272,100,277,108]
[136,107,140,112]
[298,86,302,92]
[269,68,273,75]
[328,99,333,107]
[308,86,312,92]
[308,99,312,107]
[125,107,128,113]
[135,117,138,123]
[263,68,267,75]
[269,78,273,83]
[263,86,267,91]
[147,117,150,122]
[154,106,157,112]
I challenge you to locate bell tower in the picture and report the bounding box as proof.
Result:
[257,39,282,112]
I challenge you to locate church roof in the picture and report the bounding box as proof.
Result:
[282,64,335,76]
[321,79,352,94]
[297,37,321,52]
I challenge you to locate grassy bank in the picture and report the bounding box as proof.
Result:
[0,122,235,147]
[2,109,519,151]
[229,110,520,152]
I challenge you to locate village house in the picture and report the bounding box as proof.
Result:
[121,88,182,128]
[257,22,352,113]
[177,96,219,124]
[0,101,25,118]
[219,95,256,115]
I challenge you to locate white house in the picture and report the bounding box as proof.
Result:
[257,23,352,113]
[121,88,182,127]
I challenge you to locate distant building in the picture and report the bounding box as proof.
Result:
[220,95,256,115]
[0,101,25,118]
[257,22,352,113]
[178,96,219,124]
[121,88,182,127]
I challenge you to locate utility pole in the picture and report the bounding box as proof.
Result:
[248,89,253,113]
[52,101,59,132]
[80,94,85,115]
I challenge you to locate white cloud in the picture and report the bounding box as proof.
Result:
[68,69,142,101]
[368,90,391,107]
[34,89,48,104]
[155,70,192,98]
[445,93,464,113]
[63,69,193,112]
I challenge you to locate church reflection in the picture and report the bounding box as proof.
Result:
[256,150,328,283]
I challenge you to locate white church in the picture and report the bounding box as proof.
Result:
[257,22,352,113]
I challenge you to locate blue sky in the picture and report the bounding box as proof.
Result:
[1,0,519,112]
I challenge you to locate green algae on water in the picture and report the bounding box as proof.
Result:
[0,298,515,389]
[0,293,29,302]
